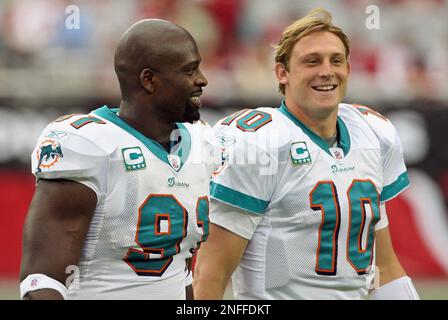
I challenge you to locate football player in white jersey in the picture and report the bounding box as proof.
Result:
[20,19,215,299]
[194,8,420,300]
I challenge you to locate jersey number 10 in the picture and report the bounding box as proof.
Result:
[310,179,381,276]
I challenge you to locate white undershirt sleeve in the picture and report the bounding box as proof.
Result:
[375,203,389,231]
[209,198,263,240]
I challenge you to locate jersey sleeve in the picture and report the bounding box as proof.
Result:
[379,124,410,202]
[210,120,277,215]
[31,123,109,203]
[194,120,222,176]
[348,104,410,203]
[209,199,262,240]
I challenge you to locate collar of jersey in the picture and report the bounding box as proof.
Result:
[93,105,191,170]
[278,101,351,157]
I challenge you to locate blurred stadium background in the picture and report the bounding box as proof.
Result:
[1,0,447,300]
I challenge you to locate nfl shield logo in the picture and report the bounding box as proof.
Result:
[329,147,344,160]
[168,154,181,171]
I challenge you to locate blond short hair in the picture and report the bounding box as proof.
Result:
[273,8,350,95]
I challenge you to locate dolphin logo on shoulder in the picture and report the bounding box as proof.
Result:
[35,139,64,173]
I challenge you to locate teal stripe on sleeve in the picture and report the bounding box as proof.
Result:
[380,171,410,201]
[210,182,268,215]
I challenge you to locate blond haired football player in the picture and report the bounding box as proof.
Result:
[194,8,419,300]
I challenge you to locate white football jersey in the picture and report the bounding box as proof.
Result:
[210,102,409,300]
[31,106,216,299]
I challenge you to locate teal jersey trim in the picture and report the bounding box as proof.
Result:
[210,182,268,215]
[278,101,351,156]
[380,171,410,202]
[93,106,191,169]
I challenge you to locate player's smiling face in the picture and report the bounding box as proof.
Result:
[154,38,208,123]
[279,31,350,118]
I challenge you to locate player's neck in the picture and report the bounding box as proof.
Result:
[310,118,337,139]
[118,101,175,144]
[284,100,338,139]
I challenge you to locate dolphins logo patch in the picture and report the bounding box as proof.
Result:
[35,139,63,173]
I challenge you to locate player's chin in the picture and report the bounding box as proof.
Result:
[313,93,342,108]
[183,106,201,123]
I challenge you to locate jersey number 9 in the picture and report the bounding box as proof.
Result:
[123,194,209,276]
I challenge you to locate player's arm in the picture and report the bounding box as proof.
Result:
[370,114,418,299]
[195,113,272,299]
[375,226,406,285]
[186,285,194,300]
[185,258,194,300]
[193,223,248,299]
[372,223,419,299]
[20,179,97,299]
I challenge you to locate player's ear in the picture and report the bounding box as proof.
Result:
[139,68,156,95]
[275,63,288,86]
